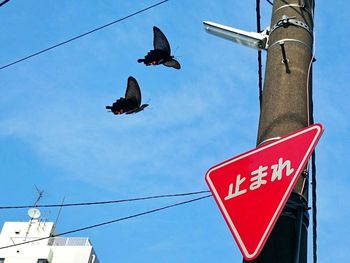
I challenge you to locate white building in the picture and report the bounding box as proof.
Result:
[0,219,99,263]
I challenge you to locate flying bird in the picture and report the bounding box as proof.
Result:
[137,26,181,70]
[106,76,149,115]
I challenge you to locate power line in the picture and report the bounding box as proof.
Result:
[256,0,263,108]
[311,151,317,263]
[0,0,169,71]
[266,0,273,5]
[0,0,11,7]
[307,12,317,260]
[306,2,317,261]
[0,194,211,250]
[0,190,210,209]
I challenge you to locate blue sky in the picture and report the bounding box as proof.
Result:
[0,1,349,262]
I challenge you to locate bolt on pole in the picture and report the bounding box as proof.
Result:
[245,0,315,262]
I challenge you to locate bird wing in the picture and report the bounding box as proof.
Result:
[163,59,181,69]
[125,76,141,107]
[153,26,171,55]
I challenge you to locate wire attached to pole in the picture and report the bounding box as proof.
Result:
[0,190,210,209]
[307,3,317,261]
[0,194,211,250]
[305,1,317,260]
[311,151,317,263]
[256,0,263,108]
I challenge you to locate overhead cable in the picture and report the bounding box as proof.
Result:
[308,6,317,259]
[311,151,317,263]
[0,0,169,70]
[308,64,317,263]
[0,0,11,7]
[256,0,263,108]
[0,194,211,250]
[0,190,210,209]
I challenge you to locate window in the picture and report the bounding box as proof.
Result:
[37,259,48,263]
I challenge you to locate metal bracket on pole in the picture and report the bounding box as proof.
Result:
[298,170,309,197]
[269,38,313,54]
[274,4,313,18]
[279,41,291,73]
[203,21,270,50]
[270,15,313,36]
[257,136,281,146]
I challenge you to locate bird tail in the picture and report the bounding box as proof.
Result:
[137,58,144,63]
[105,106,112,110]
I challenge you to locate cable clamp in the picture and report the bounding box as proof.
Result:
[270,15,312,36]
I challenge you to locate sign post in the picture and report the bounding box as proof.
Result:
[205,124,323,261]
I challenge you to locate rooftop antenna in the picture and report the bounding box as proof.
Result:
[28,208,41,219]
[37,211,51,231]
[52,195,66,236]
[34,185,44,206]
[24,185,44,241]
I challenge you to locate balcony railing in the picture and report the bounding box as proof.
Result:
[48,237,91,246]
[9,237,91,247]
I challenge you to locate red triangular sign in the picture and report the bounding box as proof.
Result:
[205,124,324,261]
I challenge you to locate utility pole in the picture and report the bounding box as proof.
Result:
[204,0,315,261]
[245,0,315,262]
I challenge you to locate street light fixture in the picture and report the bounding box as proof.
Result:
[203,21,269,50]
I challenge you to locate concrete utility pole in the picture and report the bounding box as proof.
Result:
[204,0,315,261]
[246,0,315,262]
